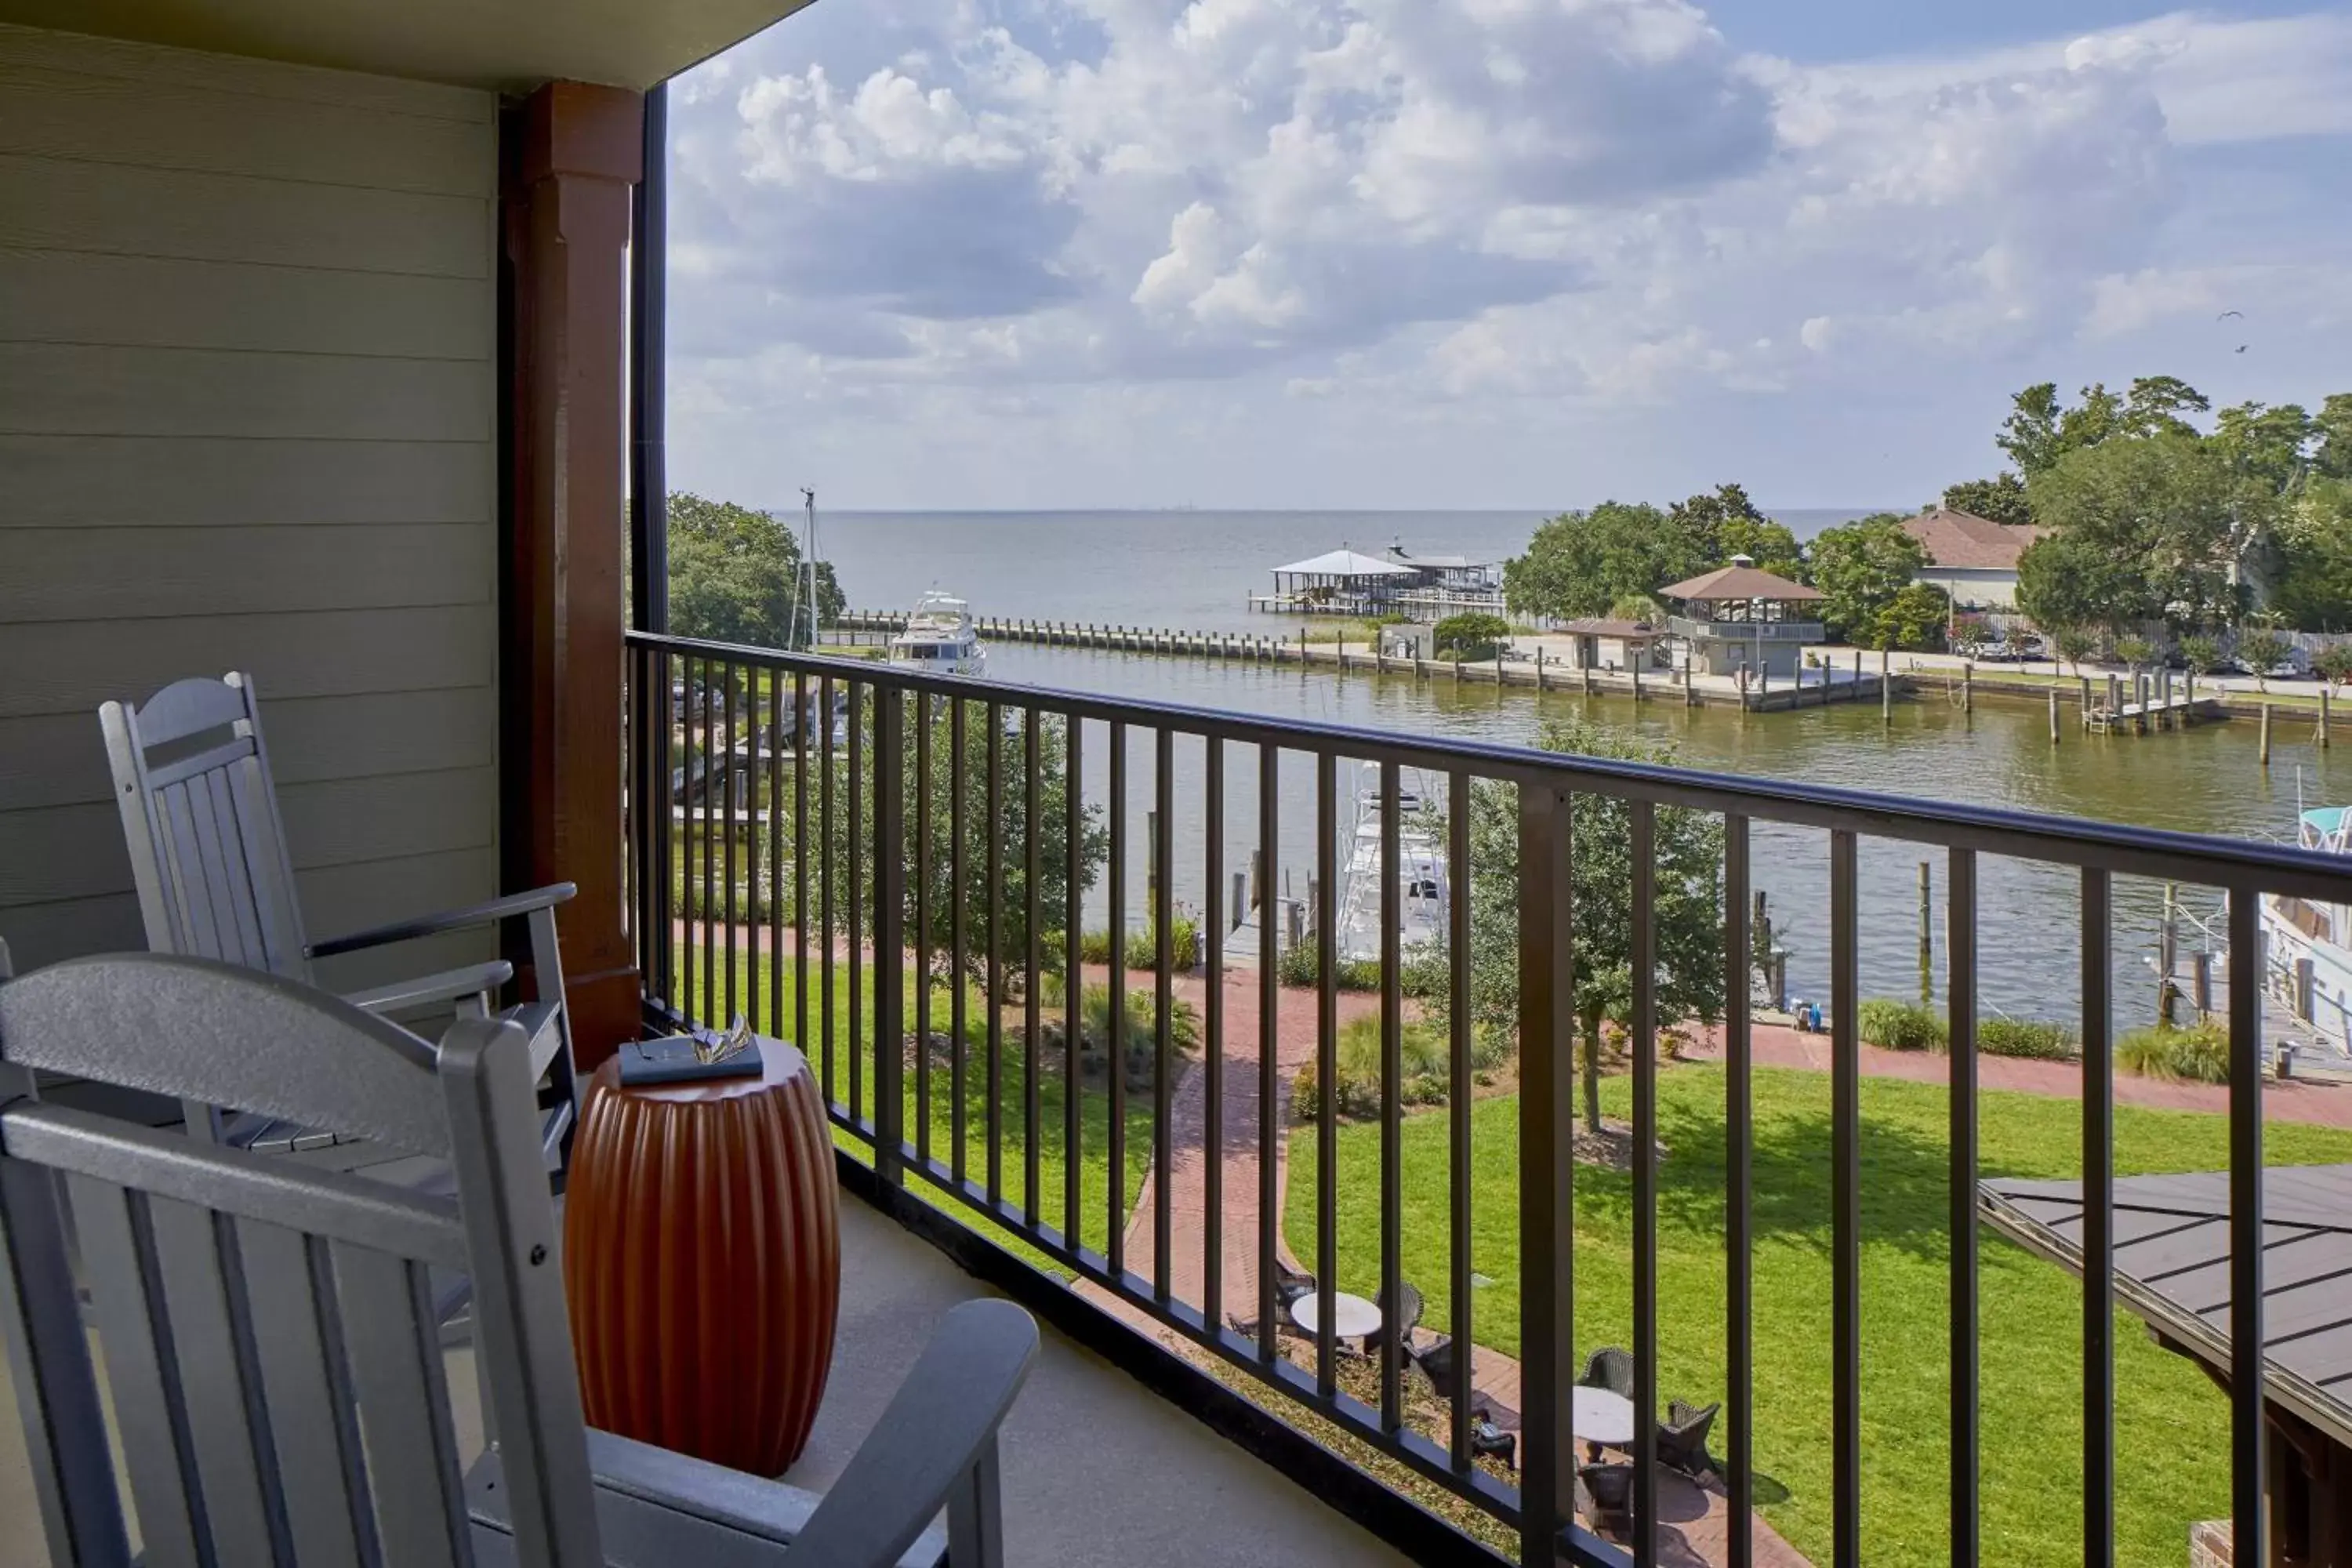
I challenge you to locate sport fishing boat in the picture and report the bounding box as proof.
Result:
[888,590,988,675]
[1335,762,1450,964]
[2260,804,2352,1054]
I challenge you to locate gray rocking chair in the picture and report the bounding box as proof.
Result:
[100,671,577,1168]
[0,953,1038,1568]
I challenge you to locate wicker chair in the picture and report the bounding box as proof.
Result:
[1577,1345,1635,1399]
[1660,1399,1721,1479]
[1377,1279,1425,1341]
[1273,1258,1317,1308]
[1578,1463,1636,1539]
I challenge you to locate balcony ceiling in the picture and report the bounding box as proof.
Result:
[0,0,817,90]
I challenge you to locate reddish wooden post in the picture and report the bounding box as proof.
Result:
[506,82,644,1069]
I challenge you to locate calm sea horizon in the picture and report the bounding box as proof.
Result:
[795,507,1883,631]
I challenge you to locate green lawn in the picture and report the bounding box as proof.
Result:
[677,948,1154,1272]
[1287,1064,2352,1568]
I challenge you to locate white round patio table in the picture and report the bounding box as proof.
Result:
[1288,1290,1381,1341]
[1571,1386,1636,1450]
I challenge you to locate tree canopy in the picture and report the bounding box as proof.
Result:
[1940,473,2032,528]
[668,492,845,649]
[1808,514,1926,646]
[2016,435,2256,639]
[1502,485,1805,619]
[1417,718,1724,1131]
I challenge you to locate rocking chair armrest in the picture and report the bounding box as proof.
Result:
[309,883,577,959]
[341,960,515,1015]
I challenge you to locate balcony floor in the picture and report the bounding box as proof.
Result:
[0,1192,1410,1568]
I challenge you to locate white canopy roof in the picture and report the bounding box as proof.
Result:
[1272,549,1416,579]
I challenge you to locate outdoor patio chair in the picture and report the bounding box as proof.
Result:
[1577,1345,1636,1400]
[0,953,1040,1568]
[1578,1463,1636,1540]
[1273,1257,1316,1307]
[100,672,576,1169]
[1377,1279,1424,1341]
[1660,1398,1721,1480]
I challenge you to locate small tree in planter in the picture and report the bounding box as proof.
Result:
[2114,635,2155,677]
[2053,626,2095,679]
[2315,644,2352,691]
[2178,634,2225,675]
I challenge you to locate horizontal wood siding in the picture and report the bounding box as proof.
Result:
[0,25,501,984]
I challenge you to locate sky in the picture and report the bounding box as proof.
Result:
[663,0,2352,513]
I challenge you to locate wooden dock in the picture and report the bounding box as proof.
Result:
[829,611,1906,711]
[2085,692,2227,734]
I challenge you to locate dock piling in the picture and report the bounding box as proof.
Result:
[2260,702,2274,765]
[1962,661,1973,714]
[2321,688,2332,749]
[1881,649,1891,722]
[2049,685,2060,742]
[2158,884,2179,1025]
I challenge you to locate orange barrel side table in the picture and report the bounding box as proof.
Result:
[563,1038,840,1475]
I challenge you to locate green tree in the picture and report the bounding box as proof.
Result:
[2114,636,2156,675]
[2314,644,2352,690]
[2238,631,2292,691]
[1941,473,2033,527]
[1432,612,1512,660]
[2020,436,2252,637]
[1997,378,2210,477]
[2314,394,2352,481]
[1664,484,1806,579]
[1606,592,1668,625]
[668,492,845,649]
[1418,719,1725,1132]
[2053,626,2096,676]
[2270,481,2352,631]
[2177,635,2225,674]
[796,698,1107,980]
[1874,582,1951,652]
[1808,514,1926,644]
[2209,401,2315,493]
[1503,503,1693,620]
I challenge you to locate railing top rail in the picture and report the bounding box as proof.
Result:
[629,629,2352,898]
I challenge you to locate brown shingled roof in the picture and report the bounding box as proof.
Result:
[1902,507,2042,571]
[1659,564,1824,602]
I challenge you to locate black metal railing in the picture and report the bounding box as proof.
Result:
[624,628,2348,1568]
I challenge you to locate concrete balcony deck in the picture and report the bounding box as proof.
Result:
[0,1193,1407,1568]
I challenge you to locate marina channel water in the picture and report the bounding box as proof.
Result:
[815,510,2348,1028]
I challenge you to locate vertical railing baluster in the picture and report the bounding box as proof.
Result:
[1025,707,1044,1227]
[916,690,933,1169]
[1726,814,1753,1567]
[764,669,780,1040]
[819,675,835,1107]
[2080,866,2113,1568]
[1830,828,1860,1568]
[1517,781,1574,1568]
[723,662,739,1026]
[849,680,865,1128]
[1378,762,1403,1433]
[661,650,677,1015]
[1631,800,1659,1566]
[1065,717,1083,1248]
[1448,768,1473,1468]
[1949,847,1980,1568]
[953,695,969,1187]
[1108,723,1128,1276]
[985,701,1004,1204]
[874,686,905,1181]
[2226,887,2267,1562]
[700,658,716,1025]
[1203,735,1225,1330]
[1314,751,1338,1396]
[1154,727,1174,1302]
[1258,742,1279,1363]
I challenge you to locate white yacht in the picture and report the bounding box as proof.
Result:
[888,591,987,675]
[2260,804,2352,1054]
[1335,762,1450,964]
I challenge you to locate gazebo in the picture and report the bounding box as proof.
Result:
[1268,548,1417,612]
[1659,556,1827,681]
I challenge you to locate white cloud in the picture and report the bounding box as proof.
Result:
[665,0,2352,509]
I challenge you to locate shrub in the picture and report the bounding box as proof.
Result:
[1857,998,1946,1052]
[1432,612,1511,662]
[2314,644,2352,689]
[2177,635,2224,675]
[2117,1021,2230,1083]
[1977,1018,2077,1061]
[1290,1016,1450,1121]
[1077,916,1203,971]
[1276,940,1382,992]
[2114,635,2155,670]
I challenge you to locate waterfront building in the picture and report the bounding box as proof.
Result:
[1900,506,2042,610]
[1661,557,1828,681]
